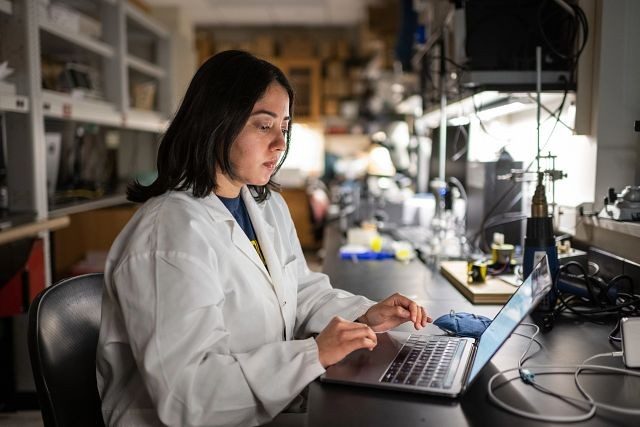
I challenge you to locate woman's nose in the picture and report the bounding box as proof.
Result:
[272,130,286,151]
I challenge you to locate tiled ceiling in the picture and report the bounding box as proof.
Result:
[145,0,376,26]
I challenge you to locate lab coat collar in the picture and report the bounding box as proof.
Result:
[201,190,271,279]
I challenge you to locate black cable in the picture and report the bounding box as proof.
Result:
[605,274,634,295]
[536,0,589,83]
[560,261,601,305]
[553,262,640,321]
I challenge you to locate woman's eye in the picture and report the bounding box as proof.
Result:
[281,128,289,136]
[259,124,272,131]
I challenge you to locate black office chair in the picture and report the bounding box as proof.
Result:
[28,273,105,427]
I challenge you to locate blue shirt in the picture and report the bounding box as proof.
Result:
[218,195,266,267]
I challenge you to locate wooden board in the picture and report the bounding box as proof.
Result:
[440,261,516,304]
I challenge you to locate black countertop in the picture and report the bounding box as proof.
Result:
[305,225,639,427]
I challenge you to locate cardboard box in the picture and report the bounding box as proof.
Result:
[131,81,156,110]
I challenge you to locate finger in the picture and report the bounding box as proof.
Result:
[340,325,378,345]
[424,307,433,324]
[347,336,377,353]
[409,301,422,325]
[414,305,423,329]
[409,301,419,325]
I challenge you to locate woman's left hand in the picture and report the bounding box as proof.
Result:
[358,293,432,332]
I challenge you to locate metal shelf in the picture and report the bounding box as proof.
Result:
[0,0,12,15]
[124,108,169,133]
[574,215,640,264]
[49,193,129,217]
[42,89,121,126]
[0,93,29,113]
[127,55,166,79]
[39,19,115,59]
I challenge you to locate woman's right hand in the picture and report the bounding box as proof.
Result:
[315,316,377,368]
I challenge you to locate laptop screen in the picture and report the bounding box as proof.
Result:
[466,255,552,385]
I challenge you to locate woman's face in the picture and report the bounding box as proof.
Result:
[216,82,290,197]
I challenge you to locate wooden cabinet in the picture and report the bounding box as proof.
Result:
[281,187,320,250]
[276,59,321,122]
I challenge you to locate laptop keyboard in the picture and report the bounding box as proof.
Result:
[380,335,465,389]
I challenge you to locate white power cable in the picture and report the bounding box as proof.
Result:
[487,324,640,422]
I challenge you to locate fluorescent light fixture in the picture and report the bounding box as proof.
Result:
[421,91,501,128]
[475,100,531,120]
[448,116,470,126]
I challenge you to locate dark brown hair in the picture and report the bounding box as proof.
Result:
[127,50,294,203]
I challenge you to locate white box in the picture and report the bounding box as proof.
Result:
[0,80,16,95]
[48,3,80,32]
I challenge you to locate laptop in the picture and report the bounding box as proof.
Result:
[321,255,552,397]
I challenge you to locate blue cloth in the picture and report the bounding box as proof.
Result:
[218,195,257,241]
[219,195,267,268]
[433,311,492,339]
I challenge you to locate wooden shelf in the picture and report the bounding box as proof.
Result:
[49,193,129,217]
[0,216,70,246]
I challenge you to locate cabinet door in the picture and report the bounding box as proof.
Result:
[278,59,321,122]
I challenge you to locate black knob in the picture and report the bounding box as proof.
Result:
[635,120,640,132]
[608,188,617,202]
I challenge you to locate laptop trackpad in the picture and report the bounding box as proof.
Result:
[321,331,410,385]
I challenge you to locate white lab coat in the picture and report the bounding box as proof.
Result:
[96,187,375,427]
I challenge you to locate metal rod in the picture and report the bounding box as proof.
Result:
[438,35,447,182]
[536,46,542,176]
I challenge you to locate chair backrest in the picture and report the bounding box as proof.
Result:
[28,273,105,427]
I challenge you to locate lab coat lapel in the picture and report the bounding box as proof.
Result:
[241,188,288,314]
[204,193,271,278]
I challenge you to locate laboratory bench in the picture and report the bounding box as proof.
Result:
[304,224,639,427]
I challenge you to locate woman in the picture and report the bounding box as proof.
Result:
[97,50,431,427]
